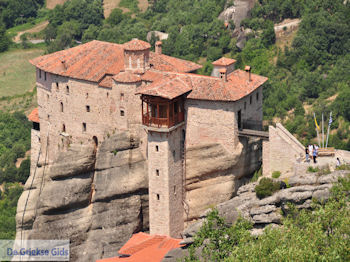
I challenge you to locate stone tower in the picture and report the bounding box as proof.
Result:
[123,38,151,74]
[139,93,186,238]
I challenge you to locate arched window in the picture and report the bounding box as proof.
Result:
[66,85,69,94]
[60,102,63,112]
[62,124,66,132]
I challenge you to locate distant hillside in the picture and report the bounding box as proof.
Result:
[46,0,148,17]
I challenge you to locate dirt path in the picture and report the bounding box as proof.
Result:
[15,150,31,168]
[274,19,300,32]
[13,21,49,43]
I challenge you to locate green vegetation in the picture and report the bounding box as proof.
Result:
[307,166,319,173]
[271,171,281,178]
[255,177,280,199]
[0,0,45,29]
[119,0,140,13]
[0,183,23,239]
[238,0,350,149]
[0,48,43,97]
[336,164,350,171]
[0,111,31,184]
[186,174,350,261]
[250,168,262,182]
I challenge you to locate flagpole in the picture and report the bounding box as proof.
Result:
[322,113,324,148]
[326,111,332,148]
[314,112,321,147]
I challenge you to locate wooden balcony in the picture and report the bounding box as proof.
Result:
[142,111,184,128]
[141,95,185,129]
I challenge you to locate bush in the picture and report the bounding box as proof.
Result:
[250,168,262,182]
[272,171,281,178]
[336,164,350,171]
[255,177,281,199]
[307,166,319,173]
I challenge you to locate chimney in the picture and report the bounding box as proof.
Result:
[245,65,251,81]
[219,68,227,82]
[155,41,162,55]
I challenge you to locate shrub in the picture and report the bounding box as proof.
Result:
[272,171,281,178]
[250,168,262,182]
[336,164,350,171]
[255,178,281,199]
[307,166,319,173]
[318,166,331,176]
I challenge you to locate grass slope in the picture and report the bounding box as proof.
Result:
[0,48,43,98]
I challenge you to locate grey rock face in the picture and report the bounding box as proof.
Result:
[16,131,148,261]
[178,169,350,257]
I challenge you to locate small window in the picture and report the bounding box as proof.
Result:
[66,85,69,94]
[47,114,50,120]
[86,93,89,98]
[44,72,47,81]
[62,124,66,132]
[56,82,59,90]
[156,194,160,200]
[256,92,259,101]
[107,92,109,98]
[39,69,42,79]
[250,96,252,104]
[86,105,90,112]
[60,102,63,112]
[244,101,247,110]
[120,110,125,116]
[156,169,159,176]
[82,123,86,132]
[120,93,124,101]
[155,145,159,152]
[173,150,176,158]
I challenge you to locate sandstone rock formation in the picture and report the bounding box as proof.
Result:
[16,131,148,261]
[164,169,350,261]
[16,133,261,260]
[184,137,261,223]
[146,31,169,42]
[219,0,256,31]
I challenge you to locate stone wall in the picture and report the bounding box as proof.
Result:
[147,126,184,238]
[30,128,40,176]
[36,72,146,164]
[263,123,304,176]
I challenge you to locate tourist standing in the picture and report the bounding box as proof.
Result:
[336,157,341,168]
[313,145,317,163]
[305,147,309,162]
[308,144,313,161]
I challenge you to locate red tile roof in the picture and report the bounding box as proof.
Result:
[30,40,201,83]
[99,74,113,88]
[95,232,183,262]
[149,53,202,73]
[123,39,151,51]
[137,76,192,99]
[28,108,39,123]
[138,69,267,101]
[212,57,237,66]
[113,71,142,83]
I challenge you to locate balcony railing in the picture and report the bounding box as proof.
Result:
[142,112,184,128]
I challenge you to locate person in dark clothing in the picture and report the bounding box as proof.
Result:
[305,147,309,162]
[312,145,317,163]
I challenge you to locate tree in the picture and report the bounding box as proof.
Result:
[107,8,125,26]
[0,22,10,52]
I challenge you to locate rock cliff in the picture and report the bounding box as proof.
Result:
[16,132,261,260]
[16,131,149,261]
[164,168,350,261]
